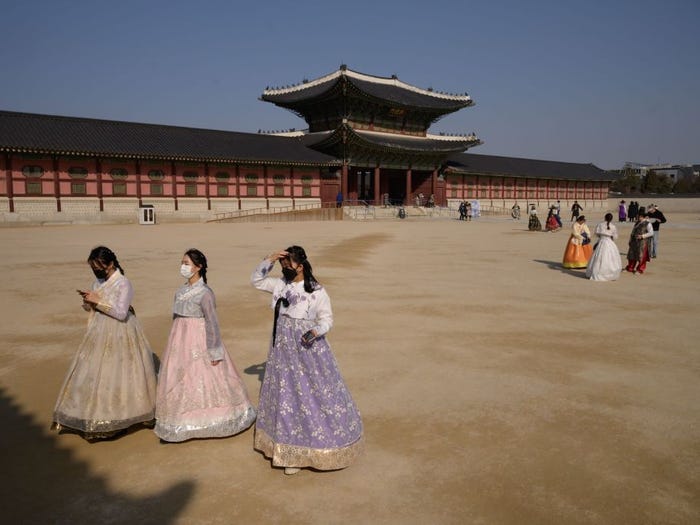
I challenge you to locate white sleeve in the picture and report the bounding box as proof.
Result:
[312,288,334,337]
[251,259,281,293]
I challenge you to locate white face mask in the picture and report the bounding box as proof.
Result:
[180,264,195,279]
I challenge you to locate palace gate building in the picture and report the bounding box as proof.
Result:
[0,66,612,222]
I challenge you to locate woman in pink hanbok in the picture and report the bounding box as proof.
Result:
[154,249,255,442]
[53,246,157,441]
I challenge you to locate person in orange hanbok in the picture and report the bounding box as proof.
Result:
[562,215,593,269]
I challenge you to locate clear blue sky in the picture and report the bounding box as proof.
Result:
[2,0,698,170]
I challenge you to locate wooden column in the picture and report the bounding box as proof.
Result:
[235,165,241,209]
[290,167,295,209]
[4,153,14,213]
[205,163,211,210]
[405,168,412,205]
[96,158,104,212]
[341,163,348,201]
[171,161,178,211]
[263,165,269,209]
[135,160,142,207]
[53,156,61,212]
[374,166,381,205]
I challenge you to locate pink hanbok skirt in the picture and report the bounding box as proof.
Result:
[155,317,255,442]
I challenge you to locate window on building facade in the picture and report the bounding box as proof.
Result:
[148,170,164,195]
[302,186,312,197]
[110,169,128,195]
[68,167,88,195]
[274,185,284,196]
[245,174,258,196]
[300,176,313,186]
[214,172,230,196]
[22,165,44,195]
[272,174,286,184]
[182,171,198,196]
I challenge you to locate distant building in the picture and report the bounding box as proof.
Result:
[0,66,615,222]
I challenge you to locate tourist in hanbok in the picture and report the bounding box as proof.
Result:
[251,245,363,475]
[511,202,521,220]
[52,246,157,441]
[155,249,256,442]
[545,207,561,232]
[625,209,654,274]
[618,200,627,222]
[528,204,542,231]
[586,213,622,281]
[562,215,593,269]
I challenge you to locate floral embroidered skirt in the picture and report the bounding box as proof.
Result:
[155,317,256,442]
[53,312,157,435]
[255,315,363,470]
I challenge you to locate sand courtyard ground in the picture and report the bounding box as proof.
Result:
[1,211,699,524]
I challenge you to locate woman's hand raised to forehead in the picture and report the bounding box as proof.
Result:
[267,250,289,263]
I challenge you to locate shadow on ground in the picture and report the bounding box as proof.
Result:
[0,386,195,524]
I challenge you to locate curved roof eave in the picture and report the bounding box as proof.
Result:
[262,67,473,110]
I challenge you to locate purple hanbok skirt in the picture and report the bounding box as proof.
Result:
[254,315,363,470]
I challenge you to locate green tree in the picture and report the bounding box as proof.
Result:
[642,170,673,194]
[610,167,641,193]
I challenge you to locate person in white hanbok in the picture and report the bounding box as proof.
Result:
[586,213,623,281]
[53,246,157,440]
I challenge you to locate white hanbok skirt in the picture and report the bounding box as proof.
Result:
[585,236,622,281]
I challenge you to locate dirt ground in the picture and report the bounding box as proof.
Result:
[1,210,699,524]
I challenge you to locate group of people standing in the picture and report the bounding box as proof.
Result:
[560,203,667,279]
[52,245,363,475]
[617,200,641,222]
[458,199,481,221]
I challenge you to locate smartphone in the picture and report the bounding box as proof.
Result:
[301,331,315,345]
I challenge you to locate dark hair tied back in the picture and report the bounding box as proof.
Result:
[88,245,125,275]
[185,248,208,283]
[286,245,318,293]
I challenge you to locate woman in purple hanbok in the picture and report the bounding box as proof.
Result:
[155,249,256,442]
[251,246,363,475]
[53,246,157,440]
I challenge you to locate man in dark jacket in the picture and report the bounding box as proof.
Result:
[646,204,667,258]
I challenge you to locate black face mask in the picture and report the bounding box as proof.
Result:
[282,267,298,282]
[93,269,108,280]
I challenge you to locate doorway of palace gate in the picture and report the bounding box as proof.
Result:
[381,169,407,206]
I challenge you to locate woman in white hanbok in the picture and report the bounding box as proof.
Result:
[586,213,623,281]
[53,246,157,440]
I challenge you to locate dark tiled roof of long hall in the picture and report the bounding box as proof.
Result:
[0,110,338,165]
[262,67,473,111]
[446,152,615,181]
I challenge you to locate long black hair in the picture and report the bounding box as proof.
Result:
[88,246,124,274]
[604,212,613,230]
[185,248,208,283]
[286,245,319,293]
